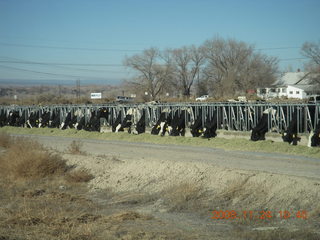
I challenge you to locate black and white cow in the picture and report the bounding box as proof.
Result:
[27,111,41,128]
[308,124,320,147]
[132,109,146,134]
[251,108,276,141]
[49,109,61,128]
[38,111,51,128]
[17,110,28,127]
[114,108,133,133]
[112,112,123,132]
[112,108,145,134]
[151,108,172,136]
[85,107,110,132]
[60,111,76,130]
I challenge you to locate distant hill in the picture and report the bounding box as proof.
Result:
[0,78,122,86]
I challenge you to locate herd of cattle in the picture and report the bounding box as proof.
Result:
[0,105,319,147]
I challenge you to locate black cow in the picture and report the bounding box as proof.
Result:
[282,110,301,145]
[170,109,192,137]
[0,110,7,127]
[202,112,218,139]
[190,110,203,137]
[251,108,276,141]
[7,110,20,126]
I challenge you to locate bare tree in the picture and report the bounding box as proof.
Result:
[202,37,278,97]
[170,46,205,97]
[301,41,320,85]
[124,48,173,100]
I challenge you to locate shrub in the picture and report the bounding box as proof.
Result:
[0,138,68,180]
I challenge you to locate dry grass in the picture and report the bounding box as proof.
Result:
[65,167,94,183]
[162,181,204,212]
[0,137,68,180]
[0,131,12,148]
[68,140,86,155]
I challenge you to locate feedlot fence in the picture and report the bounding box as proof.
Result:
[1,102,320,134]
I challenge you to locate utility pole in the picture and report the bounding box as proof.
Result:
[58,84,62,98]
[76,79,80,99]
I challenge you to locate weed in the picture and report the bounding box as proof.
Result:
[65,167,94,183]
[0,131,12,148]
[162,181,204,212]
[68,140,86,155]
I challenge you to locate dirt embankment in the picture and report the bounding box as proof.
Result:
[1,133,320,240]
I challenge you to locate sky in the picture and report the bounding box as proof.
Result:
[0,0,319,85]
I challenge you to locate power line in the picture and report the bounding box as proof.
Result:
[0,59,124,67]
[0,42,304,52]
[0,56,130,74]
[0,64,120,79]
[278,57,308,61]
[256,46,301,50]
[0,42,143,52]
[0,57,309,67]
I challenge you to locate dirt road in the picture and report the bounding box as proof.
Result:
[15,134,320,180]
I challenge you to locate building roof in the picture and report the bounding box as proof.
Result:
[287,84,320,93]
[276,72,311,86]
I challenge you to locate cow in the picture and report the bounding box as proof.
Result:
[60,111,75,130]
[60,109,86,130]
[114,108,133,133]
[17,110,28,127]
[0,110,7,127]
[27,111,41,128]
[251,108,276,141]
[85,107,110,132]
[49,109,61,128]
[151,108,171,136]
[308,124,320,147]
[282,110,301,145]
[190,110,204,137]
[38,111,51,128]
[202,112,218,139]
[131,108,146,134]
[112,112,123,132]
[170,108,194,137]
[7,110,20,126]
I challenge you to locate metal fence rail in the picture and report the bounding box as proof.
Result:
[1,102,319,133]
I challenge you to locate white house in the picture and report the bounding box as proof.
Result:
[257,71,320,100]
